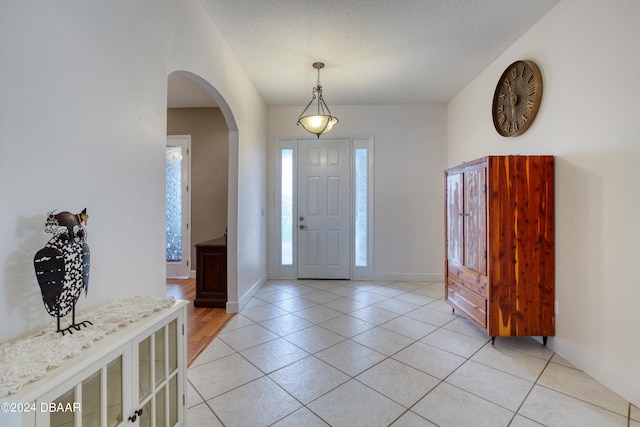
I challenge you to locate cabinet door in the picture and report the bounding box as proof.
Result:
[132,316,183,427]
[195,243,227,307]
[446,166,487,275]
[463,167,487,275]
[37,351,128,427]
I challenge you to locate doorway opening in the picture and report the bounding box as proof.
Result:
[167,70,239,311]
[276,136,374,280]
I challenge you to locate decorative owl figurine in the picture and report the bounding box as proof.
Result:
[34,209,91,335]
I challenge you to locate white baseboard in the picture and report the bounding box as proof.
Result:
[266,272,444,282]
[226,274,268,313]
[550,337,640,408]
[373,273,444,282]
[226,300,239,313]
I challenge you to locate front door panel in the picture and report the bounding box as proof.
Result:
[297,139,350,279]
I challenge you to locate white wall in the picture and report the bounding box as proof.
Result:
[447,0,640,406]
[0,0,267,342]
[267,104,447,282]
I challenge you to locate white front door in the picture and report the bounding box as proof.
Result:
[297,138,351,279]
[166,136,191,278]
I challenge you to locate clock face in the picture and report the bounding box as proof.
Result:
[492,60,543,137]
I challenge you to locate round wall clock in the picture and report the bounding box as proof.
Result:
[492,60,543,137]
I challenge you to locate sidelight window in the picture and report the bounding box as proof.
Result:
[281,148,294,265]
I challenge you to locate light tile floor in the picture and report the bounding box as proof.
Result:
[187,280,639,427]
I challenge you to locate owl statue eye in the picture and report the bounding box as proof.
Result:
[73,226,87,244]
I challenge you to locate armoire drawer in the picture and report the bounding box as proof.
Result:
[447,264,488,298]
[447,280,487,328]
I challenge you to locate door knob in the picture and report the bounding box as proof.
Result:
[299,225,306,230]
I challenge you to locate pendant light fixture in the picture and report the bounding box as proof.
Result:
[297,62,339,138]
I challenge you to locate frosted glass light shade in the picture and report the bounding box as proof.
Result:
[298,115,339,137]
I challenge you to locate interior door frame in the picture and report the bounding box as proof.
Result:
[166,135,191,278]
[274,136,374,280]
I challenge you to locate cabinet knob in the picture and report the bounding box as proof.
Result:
[128,409,143,422]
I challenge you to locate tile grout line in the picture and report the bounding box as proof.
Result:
[193,280,454,425]
[209,281,446,425]
[504,348,553,426]
[189,280,634,426]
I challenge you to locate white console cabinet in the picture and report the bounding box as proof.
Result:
[0,299,188,427]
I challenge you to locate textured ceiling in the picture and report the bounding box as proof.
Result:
[169,0,560,107]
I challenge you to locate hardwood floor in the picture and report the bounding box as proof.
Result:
[166,278,234,366]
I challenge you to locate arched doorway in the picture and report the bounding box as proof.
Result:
[166,70,238,312]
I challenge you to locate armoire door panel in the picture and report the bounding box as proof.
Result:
[463,167,487,275]
[446,173,463,265]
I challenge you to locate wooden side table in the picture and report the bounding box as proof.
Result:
[194,237,227,307]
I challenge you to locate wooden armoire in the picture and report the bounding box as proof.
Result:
[444,155,555,343]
